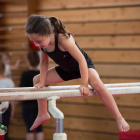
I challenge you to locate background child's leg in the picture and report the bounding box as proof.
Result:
[30,67,64,130]
[88,68,130,132]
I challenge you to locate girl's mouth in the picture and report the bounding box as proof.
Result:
[41,46,47,48]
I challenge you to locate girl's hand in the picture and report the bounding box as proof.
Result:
[17,59,21,64]
[34,82,45,91]
[79,84,89,97]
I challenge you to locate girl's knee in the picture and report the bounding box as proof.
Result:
[33,75,40,84]
[90,78,105,92]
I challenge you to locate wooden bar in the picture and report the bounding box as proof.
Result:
[0,83,140,101]
[0,82,140,92]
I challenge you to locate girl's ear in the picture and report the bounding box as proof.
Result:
[49,33,52,36]
[46,33,52,38]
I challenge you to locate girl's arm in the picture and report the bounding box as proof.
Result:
[34,50,49,90]
[59,35,89,96]
[10,59,21,70]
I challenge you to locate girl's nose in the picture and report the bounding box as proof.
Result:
[34,42,40,47]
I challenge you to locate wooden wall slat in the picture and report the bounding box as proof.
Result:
[43,117,139,133]
[0,35,32,40]
[95,64,140,77]
[36,0,140,10]
[66,22,140,35]
[0,44,28,51]
[37,7,140,22]
[87,50,140,63]
[0,25,24,31]
[75,36,140,49]
[59,94,140,107]
[2,30,26,36]
[57,104,140,121]
[1,38,28,44]
[0,36,27,45]
[1,2,27,12]
[0,0,27,2]
[1,13,27,17]
[1,13,27,25]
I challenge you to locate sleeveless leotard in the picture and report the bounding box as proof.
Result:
[41,33,95,81]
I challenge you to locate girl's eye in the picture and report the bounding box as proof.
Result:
[37,41,41,44]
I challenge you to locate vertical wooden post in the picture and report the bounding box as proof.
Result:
[27,0,37,50]
[28,0,36,16]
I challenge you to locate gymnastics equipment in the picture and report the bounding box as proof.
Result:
[0,82,140,101]
[0,82,140,140]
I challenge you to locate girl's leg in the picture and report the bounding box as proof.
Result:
[30,67,64,130]
[36,132,44,140]
[88,68,130,132]
[26,133,34,140]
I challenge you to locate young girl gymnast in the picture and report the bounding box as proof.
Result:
[25,14,130,132]
[1,53,20,78]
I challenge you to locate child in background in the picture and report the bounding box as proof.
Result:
[1,53,20,77]
[20,52,44,140]
[0,60,15,140]
[25,14,130,132]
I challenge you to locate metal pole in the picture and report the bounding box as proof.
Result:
[56,119,64,133]
[47,96,67,140]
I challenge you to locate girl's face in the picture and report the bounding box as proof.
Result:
[28,34,51,49]
[4,59,10,65]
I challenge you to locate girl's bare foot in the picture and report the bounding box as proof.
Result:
[117,117,130,132]
[30,113,50,131]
